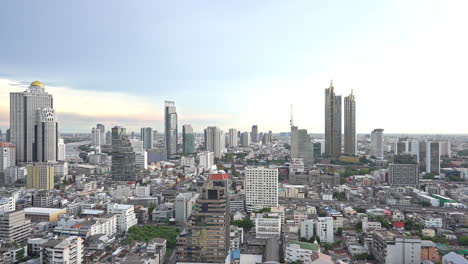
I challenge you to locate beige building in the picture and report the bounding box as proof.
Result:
[24,207,66,223]
[27,163,54,190]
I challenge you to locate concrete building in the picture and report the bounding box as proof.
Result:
[35,107,58,162]
[140,127,153,150]
[10,81,54,162]
[419,141,440,175]
[439,141,451,157]
[0,142,15,177]
[176,172,230,263]
[240,132,250,147]
[228,128,238,148]
[57,138,66,161]
[251,125,258,143]
[324,81,342,156]
[300,219,315,240]
[3,166,25,185]
[26,163,54,190]
[175,192,197,223]
[254,213,282,239]
[285,240,320,264]
[291,126,314,166]
[344,90,356,155]
[204,126,225,159]
[197,151,214,171]
[371,129,384,159]
[182,124,195,154]
[24,207,66,223]
[111,126,140,182]
[0,210,32,243]
[370,230,421,264]
[107,204,137,234]
[389,163,419,187]
[130,139,148,170]
[164,100,178,156]
[316,217,334,243]
[40,236,83,264]
[245,167,278,212]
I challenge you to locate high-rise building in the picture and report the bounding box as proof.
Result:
[91,127,102,153]
[344,90,356,155]
[228,128,238,148]
[175,192,197,223]
[140,127,153,150]
[251,125,258,143]
[316,217,334,243]
[130,139,148,170]
[262,131,272,144]
[0,209,32,243]
[370,230,421,264]
[96,123,106,144]
[107,204,137,233]
[389,156,419,187]
[57,138,66,161]
[10,81,54,162]
[240,132,250,147]
[35,108,58,162]
[197,151,214,171]
[40,236,83,264]
[182,125,195,154]
[105,131,111,145]
[245,167,278,212]
[324,81,342,156]
[419,141,440,175]
[111,126,140,182]
[5,129,10,143]
[439,141,451,157]
[176,172,230,263]
[164,101,178,156]
[0,143,16,176]
[290,126,314,166]
[26,163,55,191]
[370,129,384,159]
[204,126,225,159]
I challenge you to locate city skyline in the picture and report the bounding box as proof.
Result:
[2,1,468,134]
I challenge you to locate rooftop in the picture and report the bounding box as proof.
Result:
[24,207,66,215]
[288,240,320,251]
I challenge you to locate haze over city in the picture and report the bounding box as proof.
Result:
[2,0,468,133]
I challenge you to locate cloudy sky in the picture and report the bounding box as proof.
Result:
[1,0,467,134]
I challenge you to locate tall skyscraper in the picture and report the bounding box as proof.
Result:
[370,129,384,159]
[35,108,58,162]
[204,126,225,159]
[164,101,178,156]
[240,132,250,147]
[251,125,258,143]
[10,81,54,162]
[111,126,140,182]
[176,172,230,263]
[96,123,106,145]
[419,141,440,175]
[57,138,66,161]
[91,127,102,153]
[245,167,278,212]
[344,90,356,155]
[228,128,238,148]
[140,127,153,150]
[290,126,314,166]
[324,81,342,156]
[182,125,195,154]
[26,163,55,190]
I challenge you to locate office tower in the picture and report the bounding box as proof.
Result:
[316,217,334,243]
[140,127,153,150]
[111,126,139,182]
[10,81,54,162]
[370,230,421,264]
[198,151,214,171]
[290,126,314,166]
[429,142,440,175]
[176,172,230,263]
[344,90,356,155]
[57,138,66,161]
[40,236,83,264]
[0,143,16,175]
[324,81,342,156]
[130,139,148,170]
[0,210,32,243]
[420,141,440,175]
[240,132,250,147]
[370,129,384,159]
[262,131,272,144]
[164,101,178,156]
[96,123,106,144]
[91,127,102,152]
[245,167,278,212]
[251,125,258,143]
[204,126,225,159]
[228,128,238,148]
[26,163,55,191]
[182,125,195,154]
[439,141,451,157]
[389,156,419,187]
[35,108,58,162]
[5,129,10,142]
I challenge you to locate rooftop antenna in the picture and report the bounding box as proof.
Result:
[290,104,294,127]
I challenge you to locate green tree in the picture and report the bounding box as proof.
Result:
[354,253,369,260]
[231,217,255,231]
[458,236,468,246]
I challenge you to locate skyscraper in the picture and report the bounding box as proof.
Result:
[111,126,139,182]
[176,172,230,263]
[57,138,66,161]
[228,128,238,148]
[0,143,16,184]
[35,108,58,162]
[344,90,356,155]
[324,81,342,156]
[140,127,153,150]
[10,81,54,162]
[182,125,195,154]
[251,125,258,143]
[91,127,102,153]
[164,101,178,156]
[370,129,384,159]
[96,123,106,145]
[245,167,278,212]
[240,132,250,147]
[204,126,225,159]
[26,163,54,190]
[419,141,440,175]
[290,126,314,166]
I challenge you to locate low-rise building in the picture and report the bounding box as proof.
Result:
[107,204,137,233]
[254,213,281,239]
[24,207,67,223]
[285,240,320,264]
[40,236,83,264]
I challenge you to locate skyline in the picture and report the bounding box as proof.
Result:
[2,0,468,133]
